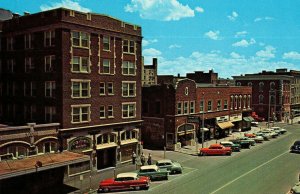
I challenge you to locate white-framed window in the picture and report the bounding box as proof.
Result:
[185,87,189,95]
[24,104,36,121]
[99,106,105,119]
[236,82,241,86]
[44,30,55,47]
[207,100,212,111]
[7,37,14,50]
[24,34,33,49]
[243,95,247,108]
[72,56,89,73]
[224,100,228,110]
[45,81,56,97]
[107,82,114,95]
[230,95,234,110]
[72,31,89,48]
[102,59,110,74]
[71,105,91,123]
[7,59,15,73]
[108,105,113,118]
[25,57,35,73]
[248,95,251,108]
[71,80,91,98]
[259,82,264,92]
[123,39,135,54]
[270,82,275,91]
[122,82,136,97]
[239,95,242,109]
[45,106,56,123]
[122,61,135,75]
[190,101,195,113]
[99,82,105,95]
[122,102,136,118]
[235,95,238,109]
[24,82,36,97]
[45,55,55,72]
[200,100,204,112]
[183,101,189,114]
[103,36,110,51]
[97,133,116,144]
[177,102,182,115]
[217,100,222,111]
[248,82,252,86]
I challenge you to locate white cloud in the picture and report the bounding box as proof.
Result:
[232,38,256,47]
[143,48,162,56]
[228,11,238,21]
[169,44,181,49]
[283,51,300,60]
[205,30,220,40]
[40,0,90,12]
[230,52,244,59]
[143,39,158,46]
[124,0,195,21]
[235,31,248,38]
[254,16,274,22]
[256,46,276,59]
[195,6,204,13]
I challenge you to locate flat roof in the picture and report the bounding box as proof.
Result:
[0,151,90,180]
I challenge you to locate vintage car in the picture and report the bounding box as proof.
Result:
[255,131,271,140]
[262,129,278,138]
[229,138,251,148]
[290,140,300,153]
[156,159,183,174]
[271,126,287,134]
[199,144,232,156]
[137,165,169,181]
[253,135,264,143]
[244,133,256,138]
[97,172,150,193]
[237,137,256,146]
[289,182,300,194]
[220,141,241,152]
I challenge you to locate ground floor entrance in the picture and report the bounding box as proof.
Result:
[97,147,116,170]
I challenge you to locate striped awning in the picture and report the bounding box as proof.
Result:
[217,121,234,129]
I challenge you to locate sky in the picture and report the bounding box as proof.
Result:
[1,0,300,78]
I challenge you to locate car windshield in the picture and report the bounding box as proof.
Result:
[294,141,300,145]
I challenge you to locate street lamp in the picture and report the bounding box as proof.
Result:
[201,93,205,148]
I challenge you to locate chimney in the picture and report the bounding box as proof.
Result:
[152,58,157,68]
[177,73,180,78]
[24,11,30,16]
[12,13,20,18]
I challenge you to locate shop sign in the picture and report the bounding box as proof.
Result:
[69,136,92,151]
[187,116,200,123]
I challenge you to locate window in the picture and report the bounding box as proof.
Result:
[72,56,89,73]
[45,106,56,123]
[71,105,90,123]
[185,87,189,95]
[270,82,275,91]
[239,95,242,109]
[247,82,252,86]
[45,55,55,72]
[6,81,16,96]
[99,106,105,119]
[122,82,136,97]
[44,30,55,47]
[103,36,110,51]
[235,95,238,109]
[200,100,204,112]
[72,31,89,48]
[71,80,90,98]
[155,101,161,114]
[24,104,36,121]
[122,103,136,118]
[259,82,264,92]
[108,105,113,118]
[25,57,35,73]
[99,82,105,95]
[190,101,195,113]
[24,82,36,97]
[184,101,189,114]
[122,61,135,75]
[236,82,241,86]
[259,95,264,104]
[207,100,212,111]
[217,100,221,111]
[45,81,56,97]
[123,39,135,54]
[177,102,182,115]
[230,95,234,110]
[24,34,33,49]
[107,82,114,95]
[224,100,228,110]
[243,95,247,108]
[7,59,15,73]
[7,37,14,50]
[102,59,110,74]
[248,95,251,108]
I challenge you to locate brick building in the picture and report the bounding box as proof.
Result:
[142,75,252,150]
[233,70,293,122]
[142,57,157,86]
[0,8,142,170]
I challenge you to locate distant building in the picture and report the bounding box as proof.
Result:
[142,57,157,86]
[0,8,142,170]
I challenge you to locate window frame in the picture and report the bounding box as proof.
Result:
[122,102,136,119]
[122,81,136,97]
[71,105,91,123]
[71,80,91,98]
[71,56,90,73]
[122,61,136,75]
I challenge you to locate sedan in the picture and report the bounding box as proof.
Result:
[290,140,300,153]
[220,141,241,152]
[289,182,300,194]
[156,159,183,174]
[253,135,264,143]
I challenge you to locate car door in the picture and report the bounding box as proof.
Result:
[113,178,125,190]
[165,162,172,171]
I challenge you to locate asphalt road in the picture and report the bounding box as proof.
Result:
[138,123,300,194]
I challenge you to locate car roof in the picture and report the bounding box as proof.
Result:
[140,165,158,170]
[117,172,138,178]
[157,159,172,163]
[210,143,222,146]
[220,141,233,144]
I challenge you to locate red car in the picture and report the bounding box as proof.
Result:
[199,144,232,156]
[244,133,256,138]
[98,172,150,193]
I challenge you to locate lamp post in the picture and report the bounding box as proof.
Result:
[202,93,205,148]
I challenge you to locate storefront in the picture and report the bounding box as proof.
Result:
[242,116,254,131]
[229,113,243,132]
[177,123,195,147]
[96,132,117,170]
[119,129,139,163]
[216,116,233,138]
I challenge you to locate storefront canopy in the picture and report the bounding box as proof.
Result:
[217,121,234,129]
[243,116,255,122]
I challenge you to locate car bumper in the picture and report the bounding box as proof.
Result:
[291,149,300,153]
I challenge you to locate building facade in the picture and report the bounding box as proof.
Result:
[142,57,157,86]
[0,8,142,170]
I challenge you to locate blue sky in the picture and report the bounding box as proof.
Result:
[1,0,300,78]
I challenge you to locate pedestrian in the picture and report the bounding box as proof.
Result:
[147,153,152,165]
[140,153,145,166]
[132,152,136,165]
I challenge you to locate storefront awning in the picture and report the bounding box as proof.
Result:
[217,121,234,129]
[248,116,255,122]
[243,116,255,122]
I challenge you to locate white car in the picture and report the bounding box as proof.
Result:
[253,135,264,143]
[289,182,300,194]
[271,126,287,134]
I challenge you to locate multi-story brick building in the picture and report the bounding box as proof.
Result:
[142,74,252,150]
[142,57,157,86]
[233,70,293,123]
[0,8,142,170]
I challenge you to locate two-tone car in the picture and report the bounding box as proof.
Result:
[290,140,300,153]
[220,141,241,152]
[253,135,264,143]
[97,172,150,193]
[199,144,232,156]
[156,159,183,174]
[137,165,169,181]
[289,182,300,194]
[229,138,251,148]
[271,126,287,134]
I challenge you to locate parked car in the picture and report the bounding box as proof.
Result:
[199,144,232,156]
[220,141,241,152]
[137,165,169,181]
[236,137,256,146]
[256,131,271,140]
[251,121,259,126]
[156,159,183,174]
[271,126,287,134]
[253,135,264,143]
[263,129,278,138]
[97,172,150,193]
[229,138,251,148]
[244,133,256,138]
[289,182,300,194]
[290,140,300,153]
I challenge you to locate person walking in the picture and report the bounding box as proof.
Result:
[140,153,145,166]
[147,153,152,165]
[132,152,136,165]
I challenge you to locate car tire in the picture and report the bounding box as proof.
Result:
[202,152,207,156]
[103,188,109,193]
[135,186,140,190]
